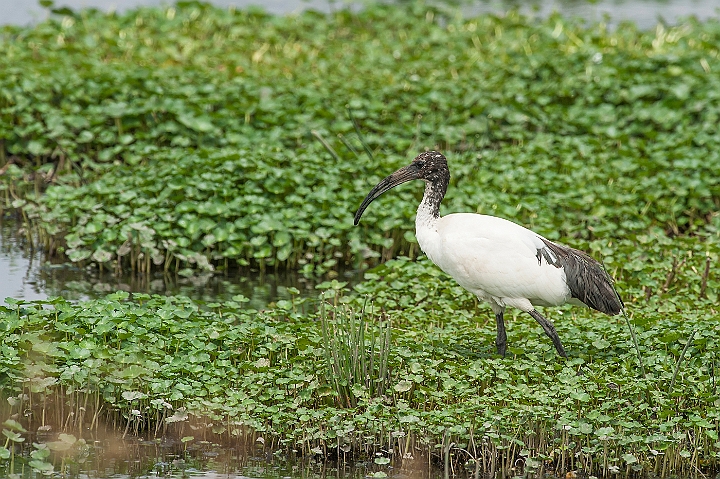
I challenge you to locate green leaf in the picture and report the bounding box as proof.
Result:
[622,453,638,464]
[2,429,24,443]
[28,459,54,473]
[2,419,27,433]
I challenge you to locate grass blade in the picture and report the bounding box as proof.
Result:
[346,106,374,162]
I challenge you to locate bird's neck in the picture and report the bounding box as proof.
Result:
[415,180,446,232]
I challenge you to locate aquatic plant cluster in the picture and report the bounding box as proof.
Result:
[1,2,719,273]
[1,255,719,477]
[1,1,720,477]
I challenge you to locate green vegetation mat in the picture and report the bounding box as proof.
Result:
[1,257,719,476]
[1,1,719,273]
[1,0,719,476]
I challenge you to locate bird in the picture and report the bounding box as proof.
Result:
[353,151,623,357]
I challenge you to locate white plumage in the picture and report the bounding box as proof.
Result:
[355,151,623,357]
[420,212,572,309]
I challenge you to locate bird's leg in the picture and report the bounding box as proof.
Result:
[528,310,567,357]
[495,312,507,357]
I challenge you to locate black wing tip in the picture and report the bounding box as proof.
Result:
[608,294,625,316]
[540,238,625,316]
[603,300,624,316]
[585,280,625,316]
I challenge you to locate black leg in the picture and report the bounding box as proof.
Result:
[528,310,567,357]
[495,312,507,357]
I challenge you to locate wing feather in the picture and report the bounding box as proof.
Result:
[537,238,624,315]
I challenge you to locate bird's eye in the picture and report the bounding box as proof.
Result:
[415,161,425,169]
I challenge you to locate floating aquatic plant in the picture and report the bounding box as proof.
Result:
[0,2,718,273]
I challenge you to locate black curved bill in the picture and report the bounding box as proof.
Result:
[354,165,419,225]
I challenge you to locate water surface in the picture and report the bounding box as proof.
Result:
[0,218,356,307]
[2,0,719,29]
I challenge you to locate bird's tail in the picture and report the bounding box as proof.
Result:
[541,239,624,315]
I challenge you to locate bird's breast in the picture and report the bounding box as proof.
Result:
[418,213,572,307]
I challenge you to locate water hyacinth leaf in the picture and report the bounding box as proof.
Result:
[166,410,189,424]
[116,365,148,379]
[570,392,591,402]
[85,222,104,234]
[250,235,267,247]
[275,300,293,310]
[27,140,48,156]
[272,231,291,247]
[91,249,113,262]
[28,460,54,473]
[399,415,420,424]
[592,338,611,349]
[2,419,27,433]
[28,376,58,393]
[58,433,77,444]
[77,131,94,143]
[622,453,638,464]
[47,434,77,451]
[577,422,593,434]
[394,380,412,393]
[178,115,215,132]
[276,243,292,261]
[2,429,24,443]
[122,391,148,401]
[67,249,92,262]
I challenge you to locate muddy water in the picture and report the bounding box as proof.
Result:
[0,389,428,479]
[2,429,429,479]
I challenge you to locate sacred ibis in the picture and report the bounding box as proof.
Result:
[354,151,623,357]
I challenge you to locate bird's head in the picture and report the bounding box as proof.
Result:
[353,151,449,225]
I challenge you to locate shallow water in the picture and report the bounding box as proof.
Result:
[0,218,369,477]
[2,430,428,479]
[0,217,358,307]
[0,389,431,479]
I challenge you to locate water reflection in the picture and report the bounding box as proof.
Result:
[0,218,48,301]
[4,433,429,479]
[0,218,360,307]
[0,389,430,479]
